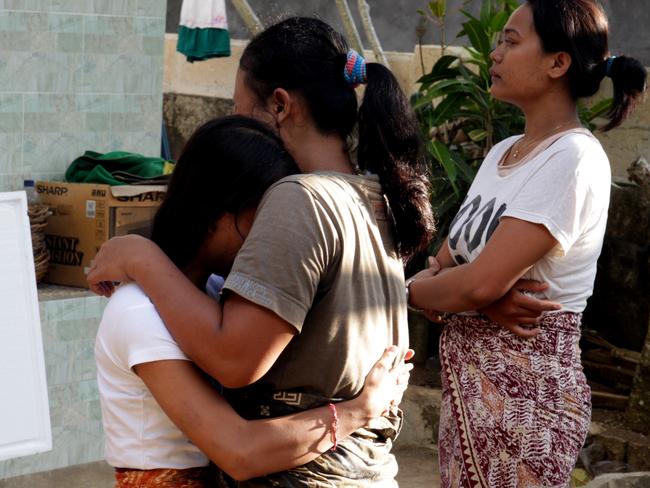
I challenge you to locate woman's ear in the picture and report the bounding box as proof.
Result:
[548,51,572,79]
[270,88,292,124]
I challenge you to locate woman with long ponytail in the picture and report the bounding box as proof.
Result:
[88,16,433,485]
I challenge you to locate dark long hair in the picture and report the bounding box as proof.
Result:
[239,17,434,260]
[151,115,298,268]
[527,0,647,131]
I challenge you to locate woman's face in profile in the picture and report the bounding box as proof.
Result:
[489,4,552,106]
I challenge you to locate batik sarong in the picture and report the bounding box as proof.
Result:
[438,312,591,488]
[114,466,226,488]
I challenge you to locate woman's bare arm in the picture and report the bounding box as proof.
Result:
[408,217,559,313]
[88,235,296,388]
[133,347,412,481]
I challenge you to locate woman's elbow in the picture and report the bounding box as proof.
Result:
[217,368,261,389]
[219,445,272,481]
[208,438,256,481]
[200,353,262,389]
[224,462,255,482]
[219,456,255,481]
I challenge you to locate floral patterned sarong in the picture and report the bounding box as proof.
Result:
[438,312,591,488]
[114,466,226,487]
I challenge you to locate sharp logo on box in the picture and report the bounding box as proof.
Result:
[116,192,164,203]
[46,235,84,267]
[36,184,68,196]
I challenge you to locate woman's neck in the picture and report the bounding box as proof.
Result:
[520,90,581,139]
[285,129,354,174]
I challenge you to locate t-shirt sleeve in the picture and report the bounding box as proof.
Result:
[110,303,191,370]
[502,144,595,254]
[223,180,338,332]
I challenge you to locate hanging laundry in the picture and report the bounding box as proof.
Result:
[177,0,231,62]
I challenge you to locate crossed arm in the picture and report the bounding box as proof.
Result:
[409,217,562,335]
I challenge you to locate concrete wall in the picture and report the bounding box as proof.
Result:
[0,1,167,193]
[166,0,650,66]
[163,35,650,180]
[0,0,167,479]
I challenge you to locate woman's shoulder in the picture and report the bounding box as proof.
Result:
[547,129,609,170]
[535,130,611,193]
[97,284,158,363]
[100,284,157,333]
[552,129,605,154]
[262,172,379,204]
[105,283,152,312]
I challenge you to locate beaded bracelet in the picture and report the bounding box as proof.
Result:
[328,403,339,451]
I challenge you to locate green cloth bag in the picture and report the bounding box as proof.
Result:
[65,150,174,186]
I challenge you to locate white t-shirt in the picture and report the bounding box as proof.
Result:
[447,129,611,312]
[95,283,209,469]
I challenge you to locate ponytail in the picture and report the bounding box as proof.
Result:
[240,17,435,259]
[528,0,647,132]
[599,56,647,131]
[358,63,434,259]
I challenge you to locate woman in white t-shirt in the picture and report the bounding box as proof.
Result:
[407,1,647,487]
[95,116,413,487]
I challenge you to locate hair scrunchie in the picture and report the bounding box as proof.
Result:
[605,55,617,78]
[343,49,367,87]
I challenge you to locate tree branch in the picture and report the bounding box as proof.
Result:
[334,0,364,54]
[357,0,390,68]
[230,0,263,35]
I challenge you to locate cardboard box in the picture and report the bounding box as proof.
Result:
[35,181,166,288]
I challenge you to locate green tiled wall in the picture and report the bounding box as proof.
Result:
[0,1,165,192]
[0,0,165,478]
[0,294,108,479]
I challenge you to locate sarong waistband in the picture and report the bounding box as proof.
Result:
[450,311,582,335]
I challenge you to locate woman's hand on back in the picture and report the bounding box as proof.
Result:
[351,346,414,420]
[87,234,163,297]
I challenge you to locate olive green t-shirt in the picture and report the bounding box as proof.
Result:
[223,172,408,399]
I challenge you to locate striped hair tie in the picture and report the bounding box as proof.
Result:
[343,49,367,87]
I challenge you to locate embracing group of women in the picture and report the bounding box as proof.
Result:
[88,1,647,487]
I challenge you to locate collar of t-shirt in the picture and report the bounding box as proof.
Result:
[497,128,593,177]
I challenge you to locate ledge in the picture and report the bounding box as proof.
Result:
[36,283,94,302]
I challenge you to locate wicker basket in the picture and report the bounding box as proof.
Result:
[28,203,52,282]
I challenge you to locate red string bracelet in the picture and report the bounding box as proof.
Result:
[328,403,339,451]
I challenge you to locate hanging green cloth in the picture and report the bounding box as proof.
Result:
[65,151,174,186]
[177,0,231,62]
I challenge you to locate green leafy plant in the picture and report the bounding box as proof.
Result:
[414,0,611,253]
